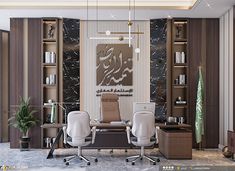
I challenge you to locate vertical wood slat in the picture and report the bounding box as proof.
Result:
[10,18,24,148]
[205,19,219,148]
[0,31,2,142]
[188,18,219,148]
[28,18,41,148]
[188,19,203,148]
[0,30,10,142]
[233,6,235,131]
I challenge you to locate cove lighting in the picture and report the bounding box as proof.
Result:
[0,0,198,9]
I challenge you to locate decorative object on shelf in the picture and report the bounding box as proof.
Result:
[44,52,56,64]
[44,137,51,148]
[8,97,38,151]
[47,24,55,39]
[175,24,183,39]
[45,77,50,85]
[50,103,56,123]
[175,51,186,64]
[178,117,184,124]
[48,74,56,85]
[179,74,186,85]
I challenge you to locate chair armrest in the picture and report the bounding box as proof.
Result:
[155,126,160,144]
[91,126,97,144]
[62,126,67,144]
[126,126,131,144]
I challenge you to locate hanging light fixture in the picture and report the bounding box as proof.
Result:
[87,0,135,45]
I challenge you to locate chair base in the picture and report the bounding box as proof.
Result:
[126,146,160,165]
[64,155,98,166]
[126,154,160,165]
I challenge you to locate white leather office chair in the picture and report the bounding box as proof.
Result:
[63,111,98,166]
[126,111,160,165]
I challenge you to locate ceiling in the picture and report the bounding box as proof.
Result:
[0,0,234,30]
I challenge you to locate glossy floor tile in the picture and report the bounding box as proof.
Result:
[0,143,235,171]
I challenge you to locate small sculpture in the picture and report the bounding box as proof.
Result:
[48,24,55,39]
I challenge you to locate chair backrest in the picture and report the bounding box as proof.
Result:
[132,111,155,145]
[133,102,155,114]
[100,93,121,123]
[67,111,91,145]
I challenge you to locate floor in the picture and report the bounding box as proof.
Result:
[0,143,235,171]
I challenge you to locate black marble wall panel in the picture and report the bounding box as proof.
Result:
[150,19,167,120]
[63,18,80,118]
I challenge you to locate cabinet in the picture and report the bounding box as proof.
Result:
[158,128,192,159]
[41,18,60,148]
[228,130,235,158]
[171,19,189,122]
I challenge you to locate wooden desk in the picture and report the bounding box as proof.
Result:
[42,122,191,159]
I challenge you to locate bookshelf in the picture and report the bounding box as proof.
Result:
[41,18,59,149]
[171,19,189,122]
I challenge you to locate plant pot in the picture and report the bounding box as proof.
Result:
[20,137,31,151]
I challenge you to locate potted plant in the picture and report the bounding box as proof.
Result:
[8,97,38,151]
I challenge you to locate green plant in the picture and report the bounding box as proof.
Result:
[8,97,38,138]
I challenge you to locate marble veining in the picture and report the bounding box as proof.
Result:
[63,18,80,118]
[150,19,167,120]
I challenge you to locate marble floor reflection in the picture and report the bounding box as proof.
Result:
[0,143,235,171]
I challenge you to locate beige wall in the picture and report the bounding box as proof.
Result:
[80,20,150,120]
[219,7,234,147]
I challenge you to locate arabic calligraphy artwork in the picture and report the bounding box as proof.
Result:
[96,44,133,86]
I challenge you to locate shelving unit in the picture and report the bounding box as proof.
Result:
[41,18,59,149]
[171,19,189,122]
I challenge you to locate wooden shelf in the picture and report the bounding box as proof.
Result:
[174,41,187,45]
[174,21,187,24]
[43,41,57,44]
[41,18,59,148]
[43,21,57,24]
[43,84,57,88]
[171,18,189,120]
[173,64,188,68]
[174,105,188,109]
[43,63,56,67]
[173,85,188,88]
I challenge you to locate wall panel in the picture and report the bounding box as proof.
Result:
[80,21,150,120]
[9,18,24,148]
[219,7,234,146]
[28,18,42,148]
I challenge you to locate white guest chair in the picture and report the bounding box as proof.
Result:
[126,111,160,165]
[63,111,98,166]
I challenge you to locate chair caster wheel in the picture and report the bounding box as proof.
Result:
[63,159,66,162]
[87,162,90,166]
[157,158,160,162]
[95,158,98,162]
[140,157,143,160]
[126,159,129,162]
[65,162,69,166]
[153,162,156,165]
[132,162,135,165]
[125,149,128,153]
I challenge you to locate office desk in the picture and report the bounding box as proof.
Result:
[42,123,191,159]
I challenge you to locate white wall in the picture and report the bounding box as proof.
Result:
[219,7,233,147]
[80,20,150,120]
